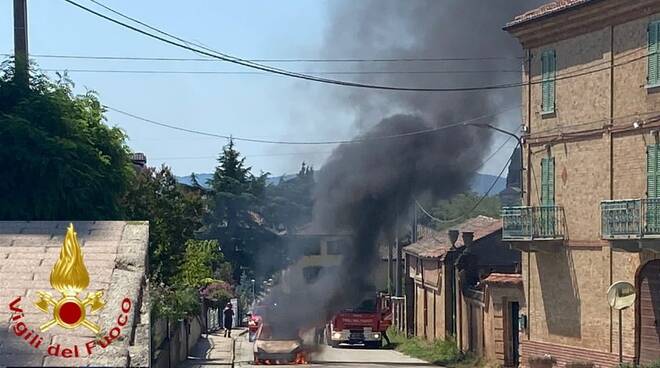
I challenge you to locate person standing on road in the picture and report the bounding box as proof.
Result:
[223,302,235,338]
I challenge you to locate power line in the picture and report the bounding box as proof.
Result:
[40,68,523,76]
[61,0,525,92]
[104,104,520,145]
[151,151,333,160]
[415,150,514,224]
[59,0,656,93]
[7,52,525,63]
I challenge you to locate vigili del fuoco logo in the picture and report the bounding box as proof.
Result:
[35,223,106,333]
[7,224,133,359]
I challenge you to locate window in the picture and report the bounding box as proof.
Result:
[541,49,556,114]
[540,157,555,206]
[648,21,660,87]
[326,239,345,255]
[648,144,660,198]
[540,157,555,237]
[302,266,322,283]
[646,145,660,232]
[302,240,321,256]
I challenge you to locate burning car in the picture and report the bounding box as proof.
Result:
[253,323,308,365]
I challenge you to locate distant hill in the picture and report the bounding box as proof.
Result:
[176,173,298,188]
[469,173,506,196]
[176,172,505,195]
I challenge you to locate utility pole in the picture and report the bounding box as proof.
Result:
[13,0,29,85]
[387,234,393,295]
[395,212,402,297]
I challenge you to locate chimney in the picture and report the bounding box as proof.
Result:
[131,152,147,170]
[448,229,459,250]
[462,231,474,247]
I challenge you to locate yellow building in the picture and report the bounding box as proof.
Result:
[504,1,660,365]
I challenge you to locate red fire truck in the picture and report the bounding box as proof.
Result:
[326,293,391,348]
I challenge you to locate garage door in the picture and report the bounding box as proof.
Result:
[639,260,660,364]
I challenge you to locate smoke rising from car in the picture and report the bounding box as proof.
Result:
[260,0,543,338]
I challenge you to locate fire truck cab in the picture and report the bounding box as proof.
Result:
[326,293,391,348]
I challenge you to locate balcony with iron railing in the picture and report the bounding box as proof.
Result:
[601,198,660,239]
[501,206,565,242]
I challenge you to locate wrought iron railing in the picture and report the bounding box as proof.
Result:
[601,198,660,238]
[502,206,565,241]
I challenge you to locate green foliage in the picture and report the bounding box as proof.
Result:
[0,60,133,220]
[199,280,233,308]
[566,362,594,368]
[202,139,281,280]
[388,328,463,365]
[421,192,502,231]
[151,284,200,320]
[235,271,256,312]
[121,165,204,283]
[178,239,231,288]
[618,361,660,368]
[263,162,315,231]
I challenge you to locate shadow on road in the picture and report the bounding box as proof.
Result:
[311,361,434,366]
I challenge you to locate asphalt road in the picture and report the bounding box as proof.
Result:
[234,333,433,368]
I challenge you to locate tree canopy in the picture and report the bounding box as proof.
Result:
[421,191,502,230]
[122,165,204,283]
[0,61,133,220]
[263,162,315,232]
[202,139,279,280]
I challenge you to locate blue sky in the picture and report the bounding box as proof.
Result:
[1,0,517,178]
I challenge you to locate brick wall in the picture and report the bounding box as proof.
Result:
[513,4,660,365]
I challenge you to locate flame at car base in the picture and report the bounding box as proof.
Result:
[254,351,309,365]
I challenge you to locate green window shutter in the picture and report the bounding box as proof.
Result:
[648,22,660,86]
[541,50,556,113]
[547,157,555,205]
[648,145,659,198]
[541,157,555,206]
[549,50,556,111]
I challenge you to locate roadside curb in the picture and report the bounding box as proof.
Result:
[231,337,236,367]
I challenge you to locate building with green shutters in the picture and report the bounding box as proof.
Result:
[503,0,660,366]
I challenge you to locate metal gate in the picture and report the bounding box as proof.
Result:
[207,307,220,332]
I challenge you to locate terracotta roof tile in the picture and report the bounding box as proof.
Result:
[483,273,522,287]
[403,216,502,259]
[506,0,594,28]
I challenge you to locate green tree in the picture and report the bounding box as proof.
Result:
[178,239,226,287]
[235,271,256,312]
[0,61,133,220]
[122,165,204,283]
[263,162,315,232]
[202,139,278,280]
[422,192,502,231]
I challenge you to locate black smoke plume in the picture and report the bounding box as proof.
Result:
[261,0,544,337]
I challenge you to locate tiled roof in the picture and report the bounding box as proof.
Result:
[483,273,523,287]
[403,216,502,259]
[505,0,594,28]
[0,221,149,367]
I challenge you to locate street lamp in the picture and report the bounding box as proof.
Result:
[467,123,524,204]
[250,279,255,304]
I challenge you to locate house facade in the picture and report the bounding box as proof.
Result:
[403,216,523,366]
[282,225,389,293]
[503,1,660,365]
